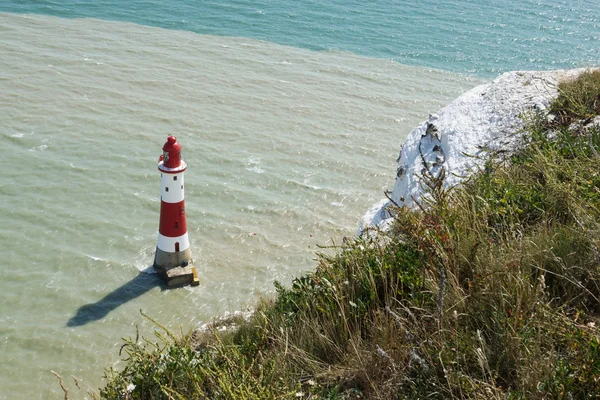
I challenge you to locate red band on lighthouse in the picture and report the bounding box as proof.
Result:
[159,200,187,237]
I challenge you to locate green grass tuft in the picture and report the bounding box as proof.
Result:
[549,69,600,126]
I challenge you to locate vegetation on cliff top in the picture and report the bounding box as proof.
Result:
[90,69,600,399]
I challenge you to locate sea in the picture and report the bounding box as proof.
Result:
[0,1,597,398]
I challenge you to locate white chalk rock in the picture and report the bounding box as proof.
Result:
[359,69,588,235]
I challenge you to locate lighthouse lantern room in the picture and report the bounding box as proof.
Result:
[154,135,199,287]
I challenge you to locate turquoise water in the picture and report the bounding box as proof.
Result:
[0,1,597,398]
[3,0,599,76]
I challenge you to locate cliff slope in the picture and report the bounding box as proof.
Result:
[360,69,587,234]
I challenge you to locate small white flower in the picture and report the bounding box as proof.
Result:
[295,392,304,397]
[126,383,136,392]
[349,301,357,308]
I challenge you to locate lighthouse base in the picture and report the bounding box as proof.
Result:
[154,247,199,287]
[155,264,199,287]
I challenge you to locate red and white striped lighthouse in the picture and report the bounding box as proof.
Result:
[154,135,199,287]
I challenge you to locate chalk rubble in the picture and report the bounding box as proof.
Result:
[358,69,589,235]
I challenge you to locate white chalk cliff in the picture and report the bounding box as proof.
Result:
[359,68,588,235]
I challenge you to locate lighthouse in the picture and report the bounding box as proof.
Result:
[154,135,199,287]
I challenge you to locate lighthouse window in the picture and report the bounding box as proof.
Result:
[165,187,169,192]
[181,185,183,189]
[174,221,179,229]
[173,176,177,181]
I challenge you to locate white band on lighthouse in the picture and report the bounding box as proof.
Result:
[157,233,190,253]
[160,172,185,203]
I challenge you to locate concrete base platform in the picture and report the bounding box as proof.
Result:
[155,264,200,287]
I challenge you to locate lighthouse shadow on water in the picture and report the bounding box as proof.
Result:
[66,271,167,327]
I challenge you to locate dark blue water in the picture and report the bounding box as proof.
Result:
[2,0,598,76]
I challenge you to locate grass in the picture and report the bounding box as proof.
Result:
[92,69,600,399]
[548,69,600,125]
